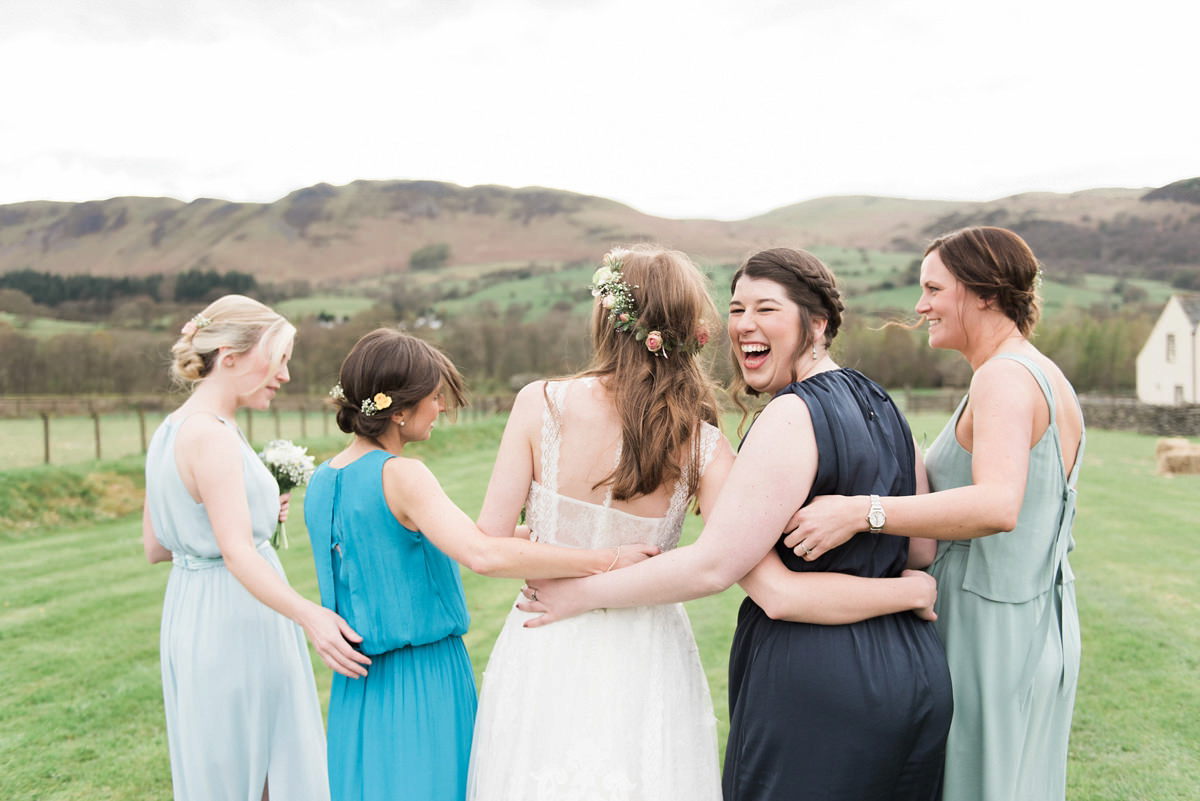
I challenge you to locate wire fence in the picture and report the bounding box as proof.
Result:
[0,395,512,468]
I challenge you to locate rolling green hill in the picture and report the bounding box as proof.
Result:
[2,178,1197,288]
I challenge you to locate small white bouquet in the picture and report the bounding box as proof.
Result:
[259,439,316,549]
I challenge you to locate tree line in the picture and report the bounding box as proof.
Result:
[0,268,258,309]
[0,296,1150,401]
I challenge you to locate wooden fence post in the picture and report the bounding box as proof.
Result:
[138,408,148,452]
[92,409,102,460]
[41,411,51,464]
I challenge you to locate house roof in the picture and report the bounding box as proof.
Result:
[1178,293,1200,327]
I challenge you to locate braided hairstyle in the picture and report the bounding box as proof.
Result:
[727,247,845,409]
[169,295,295,389]
[924,226,1042,337]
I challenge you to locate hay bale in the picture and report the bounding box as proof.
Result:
[1156,437,1191,459]
[1157,438,1200,475]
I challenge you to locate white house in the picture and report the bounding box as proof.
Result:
[1136,293,1200,405]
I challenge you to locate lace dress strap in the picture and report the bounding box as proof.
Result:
[662,422,723,530]
[540,381,568,495]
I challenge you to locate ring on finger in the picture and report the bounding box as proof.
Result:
[798,541,812,556]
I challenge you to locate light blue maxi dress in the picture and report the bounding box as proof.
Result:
[925,354,1084,801]
[144,414,329,801]
[305,449,477,801]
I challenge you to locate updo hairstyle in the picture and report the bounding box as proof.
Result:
[925,226,1042,336]
[330,328,466,441]
[170,294,295,388]
[728,247,845,400]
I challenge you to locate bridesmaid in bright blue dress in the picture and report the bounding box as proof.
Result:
[142,295,369,801]
[304,329,655,801]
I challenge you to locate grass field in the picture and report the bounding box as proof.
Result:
[1,413,1198,799]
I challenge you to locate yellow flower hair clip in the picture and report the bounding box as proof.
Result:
[361,392,393,415]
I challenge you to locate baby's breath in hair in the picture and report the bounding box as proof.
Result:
[590,248,705,359]
[360,392,393,416]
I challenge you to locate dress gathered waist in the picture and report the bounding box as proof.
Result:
[172,538,274,570]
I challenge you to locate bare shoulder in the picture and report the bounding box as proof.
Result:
[382,453,433,483]
[508,379,550,432]
[742,393,814,448]
[175,413,239,454]
[971,356,1040,401]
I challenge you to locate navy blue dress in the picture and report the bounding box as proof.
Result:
[722,369,953,801]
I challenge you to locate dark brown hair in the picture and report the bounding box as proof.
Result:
[330,329,466,441]
[925,226,1042,336]
[578,244,721,501]
[727,247,845,413]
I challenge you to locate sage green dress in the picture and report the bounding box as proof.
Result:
[925,354,1083,801]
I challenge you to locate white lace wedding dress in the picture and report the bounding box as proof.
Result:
[466,380,723,801]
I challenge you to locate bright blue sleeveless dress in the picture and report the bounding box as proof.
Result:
[145,414,329,801]
[925,354,1083,801]
[304,449,476,801]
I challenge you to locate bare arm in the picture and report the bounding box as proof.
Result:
[520,394,820,626]
[392,458,655,579]
[784,360,1038,560]
[475,381,543,540]
[740,438,938,622]
[183,418,371,679]
[739,552,938,623]
[142,503,172,563]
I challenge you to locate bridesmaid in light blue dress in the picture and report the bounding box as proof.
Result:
[143,295,369,801]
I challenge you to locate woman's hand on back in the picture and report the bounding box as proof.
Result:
[298,602,372,679]
[782,494,865,561]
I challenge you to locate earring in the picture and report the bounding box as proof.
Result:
[812,344,818,361]
[399,420,405,427]
[223,356,234,368]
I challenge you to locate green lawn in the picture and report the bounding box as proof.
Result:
[0,414,1197,799]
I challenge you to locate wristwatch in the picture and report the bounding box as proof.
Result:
[867,494,886,533]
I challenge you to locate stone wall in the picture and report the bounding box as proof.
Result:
[1078,396,1200,436]
[902,391,1200,437]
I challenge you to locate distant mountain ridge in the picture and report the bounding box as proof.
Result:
[1,177,1197,283]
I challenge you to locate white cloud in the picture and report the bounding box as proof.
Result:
[2,0,1197,219]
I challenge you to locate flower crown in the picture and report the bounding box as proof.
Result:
[329,383,393,416]
[589,248,709,359]
[180,313,212,338]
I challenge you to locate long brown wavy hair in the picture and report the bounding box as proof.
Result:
[574,244,721,501]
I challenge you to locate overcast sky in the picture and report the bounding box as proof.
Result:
[2,0,1197,220]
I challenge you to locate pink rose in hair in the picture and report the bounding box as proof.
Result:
[645,330,664,353]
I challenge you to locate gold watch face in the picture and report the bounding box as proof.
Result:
[868,510,885,529]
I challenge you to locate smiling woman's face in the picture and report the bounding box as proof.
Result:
[728,275,804,395]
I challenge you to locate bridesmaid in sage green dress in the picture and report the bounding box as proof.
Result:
[786,227,1084,801]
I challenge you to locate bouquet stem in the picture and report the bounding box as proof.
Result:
[272,522,289,550]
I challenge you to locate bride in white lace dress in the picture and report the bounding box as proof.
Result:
[467,246,734,801]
